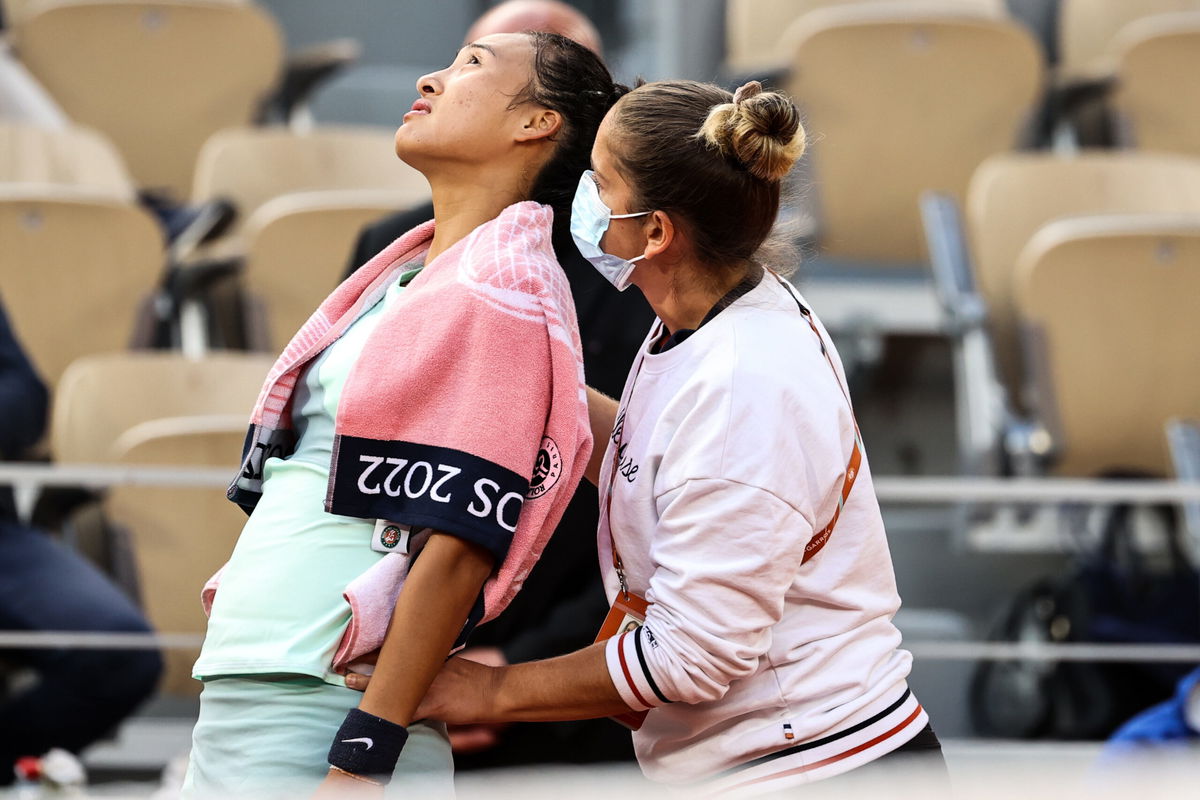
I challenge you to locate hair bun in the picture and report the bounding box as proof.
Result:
[697,82,806,182]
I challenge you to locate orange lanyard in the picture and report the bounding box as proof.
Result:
[789,288,864,565]
[603,276,864,597]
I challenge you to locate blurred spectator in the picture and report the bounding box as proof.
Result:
[343,0,652,769]
[0,299,162,784]
[468,0,603,55]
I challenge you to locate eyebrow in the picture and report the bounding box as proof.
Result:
[464,42,497,58]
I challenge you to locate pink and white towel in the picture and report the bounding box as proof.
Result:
[208,201,592,671]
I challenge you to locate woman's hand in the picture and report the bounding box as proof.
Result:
[348,647,512,753]
[348,655,500,726]
[311,767,384,799]
[347,640,630,724]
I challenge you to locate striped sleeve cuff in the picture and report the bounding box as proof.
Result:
[604,628,671,711]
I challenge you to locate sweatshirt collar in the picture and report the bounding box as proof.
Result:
[652,264,764,354]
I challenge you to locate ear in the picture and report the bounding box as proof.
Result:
[514,107,563,143]
[642,210,675,261]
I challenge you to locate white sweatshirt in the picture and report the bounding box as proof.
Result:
[598,273,924,794]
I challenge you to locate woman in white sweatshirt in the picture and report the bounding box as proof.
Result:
[350,79,944,795]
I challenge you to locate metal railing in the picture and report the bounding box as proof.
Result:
[2,462,1198,663]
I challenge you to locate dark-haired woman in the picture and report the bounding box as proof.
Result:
[181,33,625,798]
[356,80,945,794]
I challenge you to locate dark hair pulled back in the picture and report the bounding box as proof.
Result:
[515,32,629,241]
[610,80,805,273]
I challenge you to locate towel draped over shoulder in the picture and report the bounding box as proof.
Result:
[204,201,591,671]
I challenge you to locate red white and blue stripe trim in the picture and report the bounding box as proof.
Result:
[605,627,673,711]
[703,686,927,796]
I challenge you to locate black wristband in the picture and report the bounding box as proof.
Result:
[327,708,409,783]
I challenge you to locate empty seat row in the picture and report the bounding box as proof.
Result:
[922,153,1200,480]
[726,0,1200,82]
[0,121,429,383]
[8,0,283,201]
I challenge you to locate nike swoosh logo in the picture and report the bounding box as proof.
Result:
[341,737,374,750]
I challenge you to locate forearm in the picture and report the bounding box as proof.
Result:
[584,386,619,486]
[358,531,494,726]
[489,641,630,722]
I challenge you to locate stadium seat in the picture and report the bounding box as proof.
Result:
[0,187,163,388]
[181,126,427,350]
[1015,214,1200,477]
[11,0,284,201]
[50,351,267,694]
[1058,0,1200,82]
[49,351,268,693]
[51,350,270,463]
[786,4,1042,265]
[1113,13,1200,157]
[966,153,1200,412]
[240,190,425,350]
[105,420,249,695]
[0,121,134,200]
[190,125,429,252]
[724,0,1003,76]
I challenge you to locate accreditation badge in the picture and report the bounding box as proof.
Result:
[594,591,650,730]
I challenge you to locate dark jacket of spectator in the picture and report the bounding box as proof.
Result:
[0,299,162,782]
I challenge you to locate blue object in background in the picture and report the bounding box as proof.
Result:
[1101,666,1200,759]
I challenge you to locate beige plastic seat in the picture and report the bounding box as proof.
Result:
[787,4,1042,263]
[1113,14,1200,157]
[105,419,248,695]
[52,351,268,695]
[0,187,163,388]
[0,121,134,200]
[967,152,1200,408]
[241,190,423,349]
[51,350,271,463]
[12,0,283,200]
[1015,214,1200,477]
[725,0,1002,74]
[191,126,429,249]
[1058,0,1200,82]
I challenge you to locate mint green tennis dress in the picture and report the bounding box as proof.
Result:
[183,265,453,798]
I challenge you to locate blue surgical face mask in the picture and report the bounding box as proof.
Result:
[570,170,652,291]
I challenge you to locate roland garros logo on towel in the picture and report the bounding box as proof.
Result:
[527,436,562,499]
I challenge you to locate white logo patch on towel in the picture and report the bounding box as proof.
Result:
[371,520,411,554]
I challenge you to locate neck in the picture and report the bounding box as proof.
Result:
[425,167,527,263]
[638,259,748,334]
